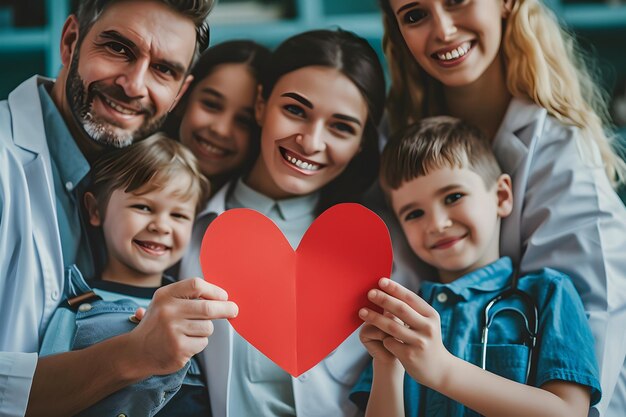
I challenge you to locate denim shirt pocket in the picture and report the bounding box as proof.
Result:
[72,300,138,350]
[463,343,529,416]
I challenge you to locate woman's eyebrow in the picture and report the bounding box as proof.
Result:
[333,114,362,127]
[397,2,420,15]
[281,92,313,109]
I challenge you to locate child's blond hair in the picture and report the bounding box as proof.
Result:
[89,133,210,216]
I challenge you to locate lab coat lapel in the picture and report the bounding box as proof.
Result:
[493,97,548,263]
[195,182,234,417]
[201,318,233,417]
[8,75,65,329]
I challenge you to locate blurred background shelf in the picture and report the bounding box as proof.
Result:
[1,0,625,80]
[563,4,626,28]
[0,28,48,50]
[0,0,68,80]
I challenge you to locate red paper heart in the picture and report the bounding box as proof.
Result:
[200,203,392,376]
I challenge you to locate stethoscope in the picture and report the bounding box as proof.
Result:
[480,268,539,384]
[417,268,540,416]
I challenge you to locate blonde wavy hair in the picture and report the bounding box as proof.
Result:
[379,0,626,184]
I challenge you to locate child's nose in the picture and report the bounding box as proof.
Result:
[429,211,453,233]
[210,115,234,139]
[147,217,171,234]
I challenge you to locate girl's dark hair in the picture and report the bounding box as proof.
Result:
[163,40,271,181]
[184,40,270,107]
[261,29,386,214]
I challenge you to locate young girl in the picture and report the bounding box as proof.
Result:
[179,29,386,417]
[377,0,626,414]
[163,40,270,192]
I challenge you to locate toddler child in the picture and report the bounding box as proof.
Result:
[40,133,211,417]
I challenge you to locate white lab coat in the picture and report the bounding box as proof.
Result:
[376,97,626,417]
[495,97,626,417]
[0,76,65,417]
[179,183,368,417]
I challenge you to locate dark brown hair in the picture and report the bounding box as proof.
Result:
[381,116,502,191]
[261,29,387,213]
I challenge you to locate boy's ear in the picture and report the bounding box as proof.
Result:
[495,174,513,218]
[84,192,103,226]
[255,85,267,127]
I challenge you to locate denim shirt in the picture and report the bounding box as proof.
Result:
[40,266,210,417]
[351,257,601,417]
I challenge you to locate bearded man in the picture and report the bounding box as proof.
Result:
[0,2,237,416]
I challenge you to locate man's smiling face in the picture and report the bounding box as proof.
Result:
[65,0,196,148]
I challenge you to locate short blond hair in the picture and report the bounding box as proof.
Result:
[89,133,210,216]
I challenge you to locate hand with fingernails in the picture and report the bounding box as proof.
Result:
[359,278,454,390]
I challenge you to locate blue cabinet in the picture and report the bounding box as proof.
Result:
[0,0,68,77]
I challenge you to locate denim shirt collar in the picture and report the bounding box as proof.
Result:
[421,257,514,302]
[231,177,319,221]
[38,84,90,190]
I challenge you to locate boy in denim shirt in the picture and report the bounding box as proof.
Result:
[352,117,601,417]
[40,134,212,416]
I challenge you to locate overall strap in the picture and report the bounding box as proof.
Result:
[63,264,101,310]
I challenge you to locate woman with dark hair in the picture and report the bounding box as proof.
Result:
[164,40,270,192]
[179,29,386,417]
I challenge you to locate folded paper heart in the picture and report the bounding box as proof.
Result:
[200,203,393,376]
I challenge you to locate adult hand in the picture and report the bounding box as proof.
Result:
[127,278,238,376]
[359,278,453,390]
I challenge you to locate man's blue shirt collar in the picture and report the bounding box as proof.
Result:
[38,84,90,189]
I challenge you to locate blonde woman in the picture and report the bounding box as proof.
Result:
[376,0,626,415]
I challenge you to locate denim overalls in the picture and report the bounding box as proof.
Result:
[40,265,210,417]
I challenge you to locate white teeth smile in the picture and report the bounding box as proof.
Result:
[437,42,471,61]
[197,138,228,156]
[135,240,168,252]
[103,96,138,115]
[285,154,321,171]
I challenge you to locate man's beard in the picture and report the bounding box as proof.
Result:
[65,52,167,148]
